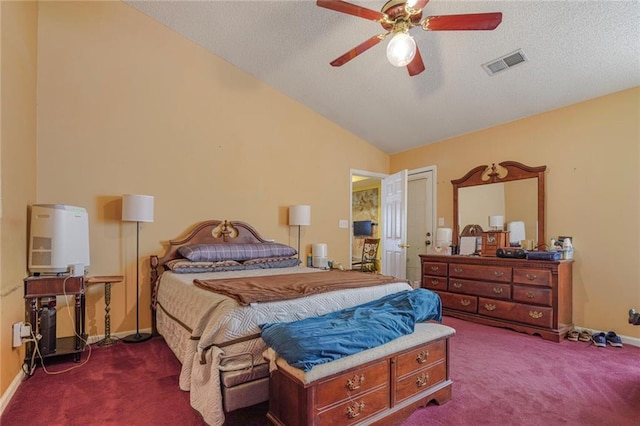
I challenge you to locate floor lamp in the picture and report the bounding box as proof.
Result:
[288,205,311,260]
[122,194,154,343]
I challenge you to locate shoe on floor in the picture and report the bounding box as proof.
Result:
[605,331,623,347]
[591,332,606,348]
[566,329,579,341]
[578,330,592,342]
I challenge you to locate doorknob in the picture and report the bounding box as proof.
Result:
[398,243,410,249]
[425,232,431,247]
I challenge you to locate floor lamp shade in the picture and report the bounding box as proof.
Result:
[289,205,310,260]
[122,194,154,223]
[121,194,154,344]
[288,205,311,226]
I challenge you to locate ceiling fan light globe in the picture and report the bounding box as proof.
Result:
[386,32,416,67]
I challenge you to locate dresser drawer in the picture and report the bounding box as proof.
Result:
[395,339,446,378]
[395,361,446,404]
[439,291,478,313]
[513,268,552,287]
[423,262,448,277]
[478,298,553,328]
[423,275,447,290]
[448,278,511,299]
[317,385,389,425]
[513,285,552,307]
[316,359,388,408]
[450,263,511,282]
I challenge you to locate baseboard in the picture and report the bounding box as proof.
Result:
[1,327,153,416]
[0,368,25,417]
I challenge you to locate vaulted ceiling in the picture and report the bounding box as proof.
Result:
[127,1,640,154]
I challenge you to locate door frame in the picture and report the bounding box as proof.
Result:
[349,166,437,272]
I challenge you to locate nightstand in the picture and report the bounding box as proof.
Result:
[86,275,123,347]
[24,275,86,362]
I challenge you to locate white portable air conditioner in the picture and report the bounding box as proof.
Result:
[28,204,90,275]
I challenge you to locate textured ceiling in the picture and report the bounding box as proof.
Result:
[126,1,640,154]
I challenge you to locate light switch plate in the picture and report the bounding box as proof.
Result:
[339,220,348,229]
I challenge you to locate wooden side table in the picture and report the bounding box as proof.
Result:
[86,275,123,347]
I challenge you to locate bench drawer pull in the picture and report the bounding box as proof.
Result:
[346,402,365,419]
[416,373,430,388]
[484,303,496,311]
[346,374,364,391]
[529,311,543,319]
[416,350,429,364]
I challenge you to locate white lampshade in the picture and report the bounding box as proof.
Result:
[435,228,453,246]
[122,194,154,223]
[507,221,526,244]
[386,32,416,67]
[489,215,504,229]
[288,205,311,226]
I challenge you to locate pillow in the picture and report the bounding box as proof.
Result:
[178,243,297,262]
[242,257,301,269]
[165,259,242,274]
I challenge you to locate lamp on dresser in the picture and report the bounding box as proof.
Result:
[121,194,154,343]
[288,205,311,260]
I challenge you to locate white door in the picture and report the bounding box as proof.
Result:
[381,170,408,278]
[406,169,435,287]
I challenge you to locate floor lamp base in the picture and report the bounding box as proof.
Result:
[122,332,152,344]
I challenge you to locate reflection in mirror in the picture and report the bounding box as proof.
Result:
[459,178,538,244]
[453,161,546,249]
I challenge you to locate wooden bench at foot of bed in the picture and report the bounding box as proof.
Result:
[265,323,455,426]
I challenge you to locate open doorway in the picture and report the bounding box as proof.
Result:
[350,167,436,285]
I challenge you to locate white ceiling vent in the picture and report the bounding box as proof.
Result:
[482,49,528,76]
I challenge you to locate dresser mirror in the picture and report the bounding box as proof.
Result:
[452,161,546,250]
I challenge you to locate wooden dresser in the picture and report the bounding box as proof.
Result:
[267,326,453,426]
[420,254,573,342]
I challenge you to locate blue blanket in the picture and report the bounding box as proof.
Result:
[260,288,442,371]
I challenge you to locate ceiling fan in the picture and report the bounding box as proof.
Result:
[316,0,502,76]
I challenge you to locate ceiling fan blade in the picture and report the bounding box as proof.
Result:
[316,0,387,22]
[423,12,502,31]
[407,46,425,76]
[330,34,386,67]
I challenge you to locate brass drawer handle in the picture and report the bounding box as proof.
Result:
[416,350,429,364]
[484,303,496,311]
[416,372,430,388]
[453,282,462,289]
[526,291,535,299]
[454,267,463,273]
[493,271,505,277]
[430,279,440,286]
[346,402,365,419]
[493,287,503,294]
[525,273,537,281]
[529,311,543,319]
[430,266,440,271]
[346,374,364,391]
[460,299,471,307]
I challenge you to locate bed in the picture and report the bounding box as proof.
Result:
[149,220,417,425]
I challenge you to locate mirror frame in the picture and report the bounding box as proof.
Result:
[452,161,547,249]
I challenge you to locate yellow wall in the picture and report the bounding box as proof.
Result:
[391,87,640,338]
[0,0,38,404]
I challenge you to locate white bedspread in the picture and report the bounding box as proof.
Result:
[155,266,412,425]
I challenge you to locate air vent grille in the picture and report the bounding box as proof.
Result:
[482,49,528,76]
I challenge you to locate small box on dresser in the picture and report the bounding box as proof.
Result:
[420,254,573,342]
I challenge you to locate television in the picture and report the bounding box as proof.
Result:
[28,204,90,275]
[353,220,375,237]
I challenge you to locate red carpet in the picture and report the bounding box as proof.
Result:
[2,317,639,425]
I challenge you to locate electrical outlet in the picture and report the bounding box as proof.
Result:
[339,220,348,229]
[438,217,445,226]
[20,324,31,339]
[12,322,23,347]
